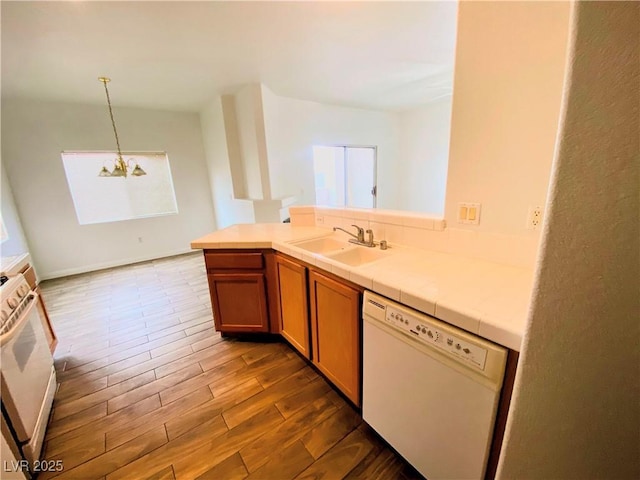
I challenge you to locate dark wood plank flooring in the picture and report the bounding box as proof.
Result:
[39,253,422,480]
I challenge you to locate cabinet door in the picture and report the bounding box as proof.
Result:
[276,255,310,359]
[208,273,270,333]
[309,270,361,406]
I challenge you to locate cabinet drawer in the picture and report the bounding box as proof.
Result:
[205,252,264,270]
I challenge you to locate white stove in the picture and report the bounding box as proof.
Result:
[1,273,57,471]
[1,275,33,333]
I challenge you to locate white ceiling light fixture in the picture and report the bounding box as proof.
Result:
[98,77,146,178]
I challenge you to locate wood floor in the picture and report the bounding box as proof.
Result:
[40,253,422,480]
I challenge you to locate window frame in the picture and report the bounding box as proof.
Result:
[312,144,378,209]
[60,150,179,226]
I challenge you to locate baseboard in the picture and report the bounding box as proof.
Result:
[39,248,198,280]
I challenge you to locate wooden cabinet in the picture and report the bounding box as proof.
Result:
[204,249,275,333]
[274,252,362,405]
[20,264,57,353]
[35,286,57,353]
[275,255,310,359]
[309,270,361,405]
[208,272,270,333]
[205,249,362,405]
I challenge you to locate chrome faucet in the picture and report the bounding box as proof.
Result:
[333,224,364,242]
[333,224,377,248]
[365,229,375,247]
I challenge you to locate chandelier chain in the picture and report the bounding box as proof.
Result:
[101,79,124,161]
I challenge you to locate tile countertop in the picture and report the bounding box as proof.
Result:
[191,224,333,249]
[0,252,31,277]
[191,224,534,351]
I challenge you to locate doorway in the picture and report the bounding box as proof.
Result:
[312,146,377,209]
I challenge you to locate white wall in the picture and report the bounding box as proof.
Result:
[205,84,453,224]
[260,85,400,208]
[1,98,216,279]
[445,1,571,236]
[235,84,267,199]
[220,94,247,199]
[0,157,30,257]
[200,97,255,229]
[396,99,452,215]
[498,2,640,478]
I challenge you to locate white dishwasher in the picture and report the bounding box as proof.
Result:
[362,291,508,480]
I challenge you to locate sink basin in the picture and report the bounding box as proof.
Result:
[325,247,389,267]
[292,237,350,254]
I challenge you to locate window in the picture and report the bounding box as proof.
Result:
[61,151,178,225]
[312,146,377,209]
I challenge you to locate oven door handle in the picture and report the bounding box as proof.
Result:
[0,291,39,347]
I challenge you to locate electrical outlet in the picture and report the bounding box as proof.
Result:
[526,206,543,230]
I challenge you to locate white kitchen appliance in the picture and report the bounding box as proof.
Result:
[0,274,56,465]
[1,421,28,480]
[362,291,508,480]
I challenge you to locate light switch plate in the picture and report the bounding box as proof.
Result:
[458,205,468,223]
[458,202,481,225]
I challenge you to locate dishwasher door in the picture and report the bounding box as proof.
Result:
[362,291,507,480]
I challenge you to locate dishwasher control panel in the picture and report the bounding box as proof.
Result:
[385,305,488,370]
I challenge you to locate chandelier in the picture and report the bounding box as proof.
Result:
[98,77,146,178]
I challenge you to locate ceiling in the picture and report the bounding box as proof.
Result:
[1,1,458,113]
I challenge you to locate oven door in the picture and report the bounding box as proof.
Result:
[0,292,55,449]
